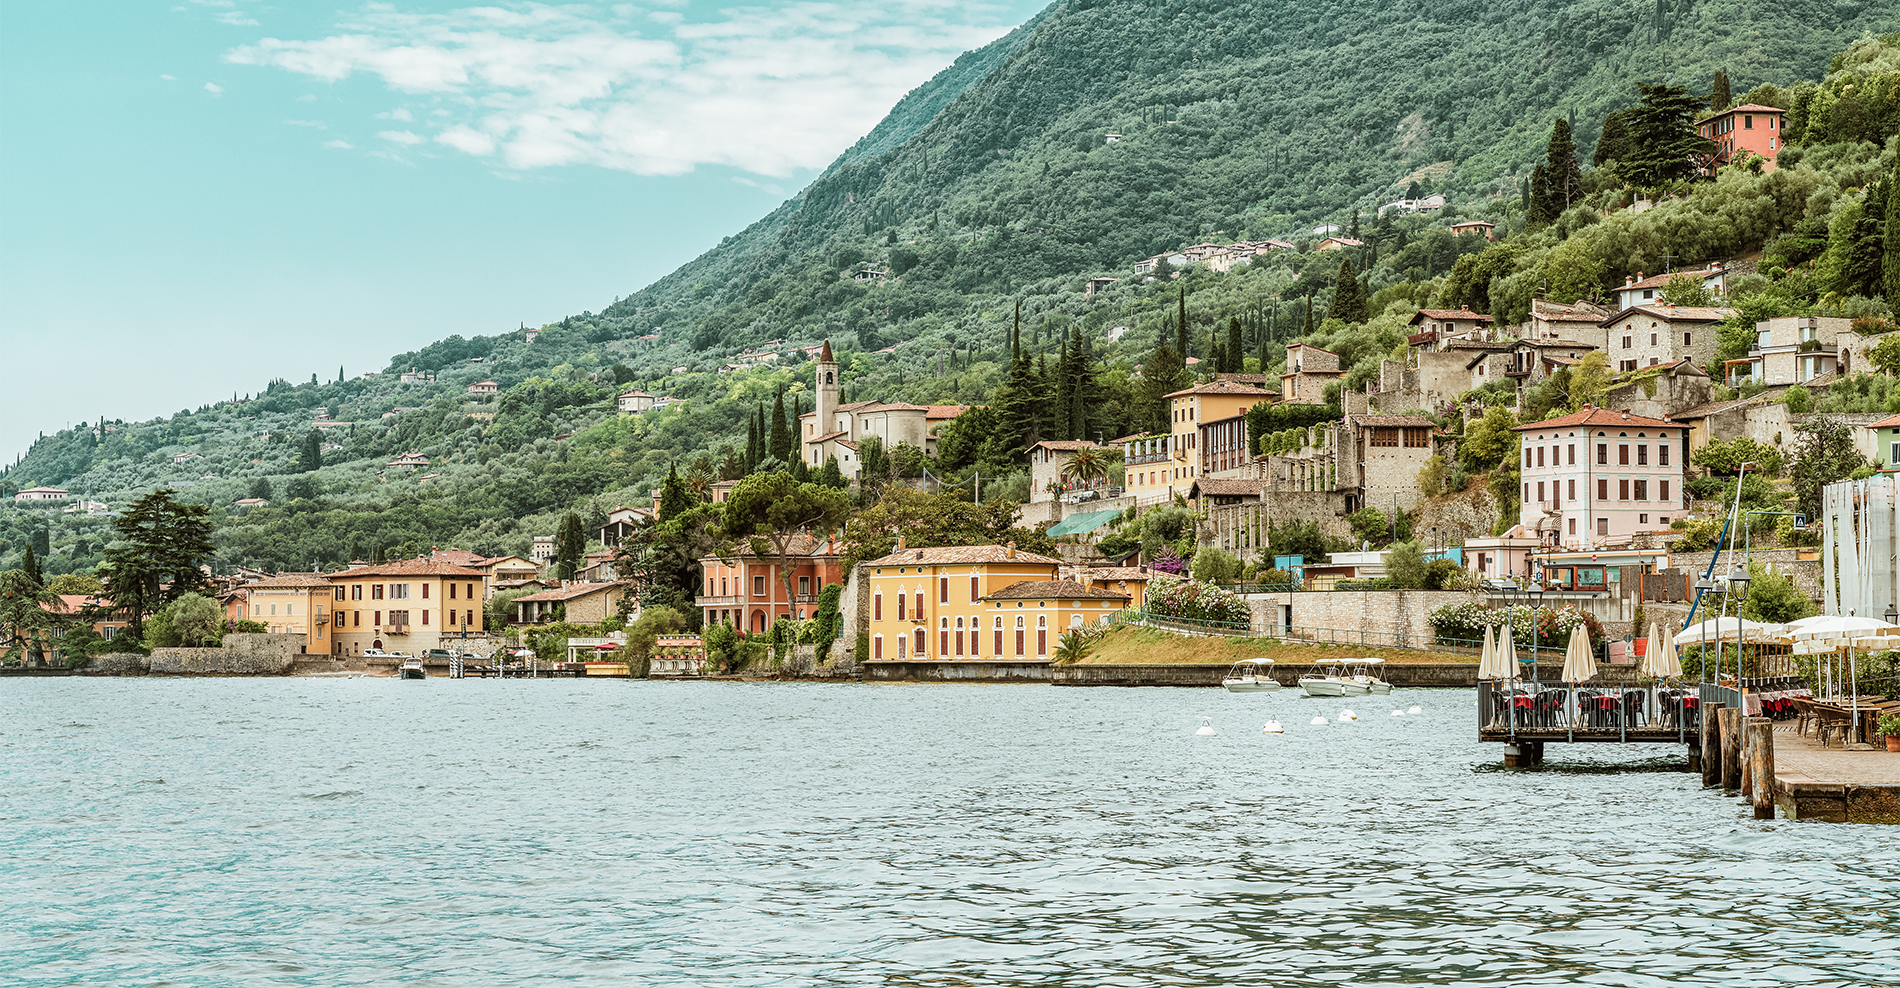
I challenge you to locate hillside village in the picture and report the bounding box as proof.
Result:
[5,35,1900,674]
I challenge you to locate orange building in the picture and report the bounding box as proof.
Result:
[696,533,844,634]
[863,541,1125,662]
[240,575,337,653]
[1698,104,1785,175]
[327,558,488,655]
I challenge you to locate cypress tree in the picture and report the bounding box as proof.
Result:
[1067,328,1090,440]
[769,390,792,462]
[1332,257,1370,324]
[744,405,762,469]
[1226,316,1243,372]
[1885,155,1900,307]
[659,462,693,521]
[1545,118,1582,213]
[1177,285,1189,358]
[1526,163,1553,225]
[1710,69,1731,113]
[1303,295,1314,335]
[23,545,42,586]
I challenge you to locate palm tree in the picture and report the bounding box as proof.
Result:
[1065,446,1110,489]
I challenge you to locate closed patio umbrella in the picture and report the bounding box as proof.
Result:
[1648,624,1682,680]
[1561,623,1595,685]
[1477,625,1507,680]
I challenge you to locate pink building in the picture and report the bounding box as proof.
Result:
[1512,407,1687,548]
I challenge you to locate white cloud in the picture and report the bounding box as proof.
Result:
[215,11,260,26]
[225,1,1017,177]
[376,108,414,121]
[322,139,354,149]
[378,129,426,144]
[160,73,178,80]
[285,118,325,128]
[204,82,224,95]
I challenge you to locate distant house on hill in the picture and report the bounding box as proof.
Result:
[616,389,657,414]
[1315,237,1365,252]
[13,486,68,502]
[1449,220,1495,240]
[466,380,499,396]
[387,452,430,471]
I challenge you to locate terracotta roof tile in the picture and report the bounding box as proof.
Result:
[246,575,337,589]
[865,544,1061,567]
[1194,478,1269,497]
[514,581,630,603]
[331,558,488,579]
[1512,408,1686,431]
[981,579,1129,601]
[1164,379,1276,399]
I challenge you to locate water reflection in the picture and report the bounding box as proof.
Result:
[1,679,1896,986]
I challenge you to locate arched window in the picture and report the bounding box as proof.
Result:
[1014,616,1025,657]
[955,616,965,656]
[874,591,882,620]
[1037,615,1048,656]
[940,616,950,656]
[873,635,883,660]
[993,616,1004,656]
[914,627,926,657]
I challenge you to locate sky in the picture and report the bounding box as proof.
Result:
[0,0,1046,465]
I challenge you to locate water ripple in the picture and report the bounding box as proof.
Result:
[2,679,1898,986]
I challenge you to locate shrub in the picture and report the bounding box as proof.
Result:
[1427,601,1603,649]
[1190,545,1243,584]
[1145,574,1250,625]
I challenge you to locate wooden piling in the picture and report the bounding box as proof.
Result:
[1719,707,1744,792]
[1747,720,1776,820]
[1700,702,1724,787]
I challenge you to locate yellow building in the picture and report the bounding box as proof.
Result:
[1117,432,1174,500]
[1075,566,1152,610]
[1163,380,1274,488]
[327,558,488,656]
[863,542,1126,661]
[242,575,336,653]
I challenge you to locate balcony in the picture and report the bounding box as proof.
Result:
[1797,340,1836,354]
[1504,366,1530,378]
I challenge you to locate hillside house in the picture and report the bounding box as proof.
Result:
[1119,432,1173,501]
[1280,343,1343,404]
[1521,298,1614,350]
[1315,237,1365,252]
[1028,440,1109,503]
[1723,315,1853,387]
[616,389,657,414]
[1407,307,1495,349]
[1598,305,1731,373]
[1697,104,1786,175]
[513,581,633,626]
[386,452,430,471]
[797,340,964,480]
[14,487,68,502]
[1513,407,1688,548]
[696,533,842,634]
[172,452,202,464]
[466,380,499,396]
[1448,220,1495,240]
[1614,264,1728,311]
[1085,276,1120,296]
[597,505,654,546]
[1166,379,1275,488]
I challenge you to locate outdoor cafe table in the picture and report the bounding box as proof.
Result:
[1806,696,1895,745]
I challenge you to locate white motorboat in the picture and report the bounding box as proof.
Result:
[1221,658,1282,693]
[1298,657,1389,697]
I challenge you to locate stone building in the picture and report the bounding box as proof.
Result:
[1028,440,1109,502]
[1280,343,1342,404]
[1597,305,1731,373]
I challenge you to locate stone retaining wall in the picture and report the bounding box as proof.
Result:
[148,633,304,676]
[863,661,1054,683]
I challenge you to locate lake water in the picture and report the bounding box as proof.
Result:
[3,678,1898,986]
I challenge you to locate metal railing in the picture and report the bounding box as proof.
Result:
[1478,682,1710,742]
[1113,608,1253,637]
[1284,625,1482,652]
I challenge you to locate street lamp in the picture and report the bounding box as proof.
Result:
[1695,576,1717,683]
[1525,577,1546,685]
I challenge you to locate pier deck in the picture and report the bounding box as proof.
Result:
[1772,726,1900,823]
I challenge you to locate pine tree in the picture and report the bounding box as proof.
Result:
[1594,109,1634,167]
[1617,82,1714,188]
[1710,69,1731,113]
[1332,257,1370,324]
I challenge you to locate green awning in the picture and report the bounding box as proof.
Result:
[1046,509,1123,536]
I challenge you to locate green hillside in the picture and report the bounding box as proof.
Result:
[3,2,1898,580]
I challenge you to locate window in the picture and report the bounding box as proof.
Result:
[940,617,949,656]
[1568,519,1577,535]
[1659,444,1669,466]
[421,584,430,599]
[939,577,948,603]
[970,576,980,602]
[874,636,883,660]
[1567,479,1576,501]
[1622,336,1633,349]
[1537,481,1546,503]
[1661,480,1670,502]
[1597,443,1608,465]
[1637,445,1648,466]
[955,617,965,656]
[1650,333,1658,346]
[1598,518,1609,536]
[372,584,384,600]
[1037,615,1048,656]
[390,584,408,600]
[1599,478,1609,499]
[1536,447,1545,468]
[799,576,811,597]
[897,592,905,620]
[422,610,430,626]
[1619,445,1630,465]
[466,610,474,629]
[1524,483,1530,503]
[1639,514,1648,525]
[374,610,382,626]
[1684,332,1692,346]
[1402,427,1429,448]
[1619,479,1631,500]
[390,610,409,628]
[994,617,1004,656]
[914,628,926,656]
[353,611,360,627]
[448,583,457,600]
[874,592,883,620]
[1015,616,1025,656]
[1635,480,1648,500]
[753,575,766,596]
[1371,428,1399,448]
[1567,444,1575,465]
[336,587,346,601]
[914,591,924,619]
[1523,448,1531,467]
[352,584,362,600]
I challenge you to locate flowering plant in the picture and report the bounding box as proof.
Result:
[1428,601,1603,649]
[1146,574,1250,625]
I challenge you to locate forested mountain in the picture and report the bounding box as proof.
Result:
[3,1,1897,579]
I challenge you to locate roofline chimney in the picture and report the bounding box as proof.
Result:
[897,535,907,550]
[1006,541,1017,559]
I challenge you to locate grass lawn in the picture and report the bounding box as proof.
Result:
[1078,625,1479,666]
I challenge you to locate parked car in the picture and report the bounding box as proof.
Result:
[421,649,456,661]
[1480,578,1519,593]
[1059,489,1100,504]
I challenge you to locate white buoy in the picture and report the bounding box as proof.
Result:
[1338,709,1358,722]
[1195,717,1218,736]
[1310,715,1329,726]
[1391,709,1405,717]
[1408,705,1422,715]
[1262,719,1284,734]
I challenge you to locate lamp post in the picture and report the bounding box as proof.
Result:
[1726,563,1751,690]
[1525,577,1546,686]
[1695,576,1716,684]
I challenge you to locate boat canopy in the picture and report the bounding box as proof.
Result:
[1234,657,1274,665]
[1342,657,1386,665]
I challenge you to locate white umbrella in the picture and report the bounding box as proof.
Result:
[1561,623,1595,684]
[1498,622,1519,672]
[1477,625,1507,680]
[1672,616,1776,647]
[1643,622,1682,680]
[1781,615,1900,642]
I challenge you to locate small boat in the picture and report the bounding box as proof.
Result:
[1299,657,1379,697]
[1221,658,1282,693]
[398,658,426,680]
[1350,657,1394,695]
